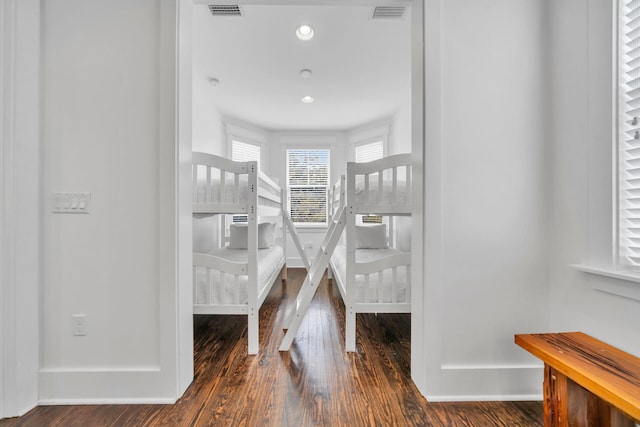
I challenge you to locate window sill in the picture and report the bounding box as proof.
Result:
[570,264,640,283]
[570,264,640,302]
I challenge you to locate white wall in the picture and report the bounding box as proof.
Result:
[421,0,550,400]
[548,0,640,355]
[192,68,224,154]
[38,0,190,403]
[390,106,412,154]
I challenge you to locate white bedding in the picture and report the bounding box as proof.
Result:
[331,245,410,304]
[194,245,284,305]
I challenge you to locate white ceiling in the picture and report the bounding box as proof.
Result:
[193,3,412,131]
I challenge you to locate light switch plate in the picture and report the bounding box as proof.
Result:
[52,192,91,214]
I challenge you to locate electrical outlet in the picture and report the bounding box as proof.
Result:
[72,314,87,336]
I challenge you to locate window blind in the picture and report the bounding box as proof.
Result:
[355,140,384,163]
[287,149,330,224]
[355,141,384,224]
[231,139,261,163]
[620,0,640,267]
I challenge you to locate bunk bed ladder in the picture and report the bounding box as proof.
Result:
[283,208,311,272]
[279,206,346,352]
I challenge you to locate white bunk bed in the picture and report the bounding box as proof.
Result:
[192,152,303,355]
[329,153,413,352]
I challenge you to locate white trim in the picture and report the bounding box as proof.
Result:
[38,398,177,406]
[38,369,180,403]
[158,0,193,401]
[0,1,16,419]
[594,284,640,301]
[177,0,195,396]
[571,263,640,284]
[1,0,40,418]
[427,365,544,401]
[39,367,161,373]
[440,363,543,371]
[426,394,543,403]
[412,0,428,398]
[0,2,14,417]
[571,264,640,301]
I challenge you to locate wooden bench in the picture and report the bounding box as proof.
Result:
[515,332,640,427]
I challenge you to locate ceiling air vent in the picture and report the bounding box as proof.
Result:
[371,6,406,20]
[208,5,242,17]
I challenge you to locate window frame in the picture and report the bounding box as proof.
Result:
[286,148,331,227]
[348,121,389,162]
[225,121,267,170]
[617,0,640,270]
[354,139,385,163]
[231,139,261,165]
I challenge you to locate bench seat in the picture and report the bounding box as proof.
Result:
[515,332,640,426]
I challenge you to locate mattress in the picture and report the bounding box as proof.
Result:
[331,245,410,304]
[194,245,284,305]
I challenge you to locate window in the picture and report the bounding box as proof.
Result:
[619,0,640,268]
[355,140,384,163]
[231,140,261,223]
[287,149,330,225]
[231,139,261,164]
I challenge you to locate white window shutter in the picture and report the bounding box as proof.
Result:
[620,0,640,267]
[231,140,261,163]
[354,141,384,224]
[355,140,384,163]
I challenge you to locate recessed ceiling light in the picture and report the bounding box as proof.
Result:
[301,95,314,104]
[296,24,314,41]
[300,69,312,78]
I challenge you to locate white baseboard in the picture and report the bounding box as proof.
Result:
[426,364,544,401]
[38,368,178,403]
[286,257,315,268]
[38,397,177,405]
[426,394,542,402]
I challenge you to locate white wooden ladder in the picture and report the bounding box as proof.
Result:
[279,205,346,351]
[283,208,311,272]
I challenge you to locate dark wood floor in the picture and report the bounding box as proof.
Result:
[1,268,542,426]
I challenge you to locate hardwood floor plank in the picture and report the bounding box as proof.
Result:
[0,268,543,427]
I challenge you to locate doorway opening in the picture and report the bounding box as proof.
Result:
[184,0,424,393]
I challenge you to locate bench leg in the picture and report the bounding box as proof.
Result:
[544,364,636,427]
[544,365,567,426]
